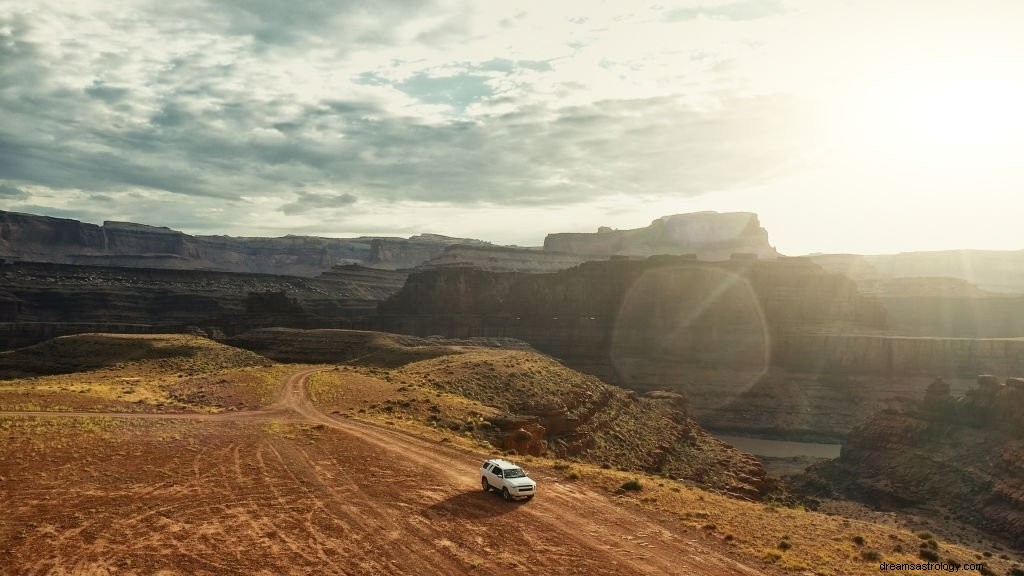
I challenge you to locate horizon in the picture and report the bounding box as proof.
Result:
[6,206,1022,258]
[2,1,1023,255]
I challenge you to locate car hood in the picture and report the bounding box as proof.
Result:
[507,477,535,488]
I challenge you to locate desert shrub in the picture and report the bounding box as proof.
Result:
[852,535,865,546]
[861,549,882,562]
[919,548,940,562]
[1008,567,1024,576]
[916,531,934,540]
[777,538,792,551]
[620,479,642,492]
[566,470,580,481]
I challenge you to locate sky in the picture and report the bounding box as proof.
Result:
[1,0,1023,255]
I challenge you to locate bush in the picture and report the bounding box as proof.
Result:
[852,535,865,546]
[919,548,940,562]
[916,531,934,540]
[620,479,643,492]
[861,549,882,562]
[777,539,792,551]
[566,470,580,481]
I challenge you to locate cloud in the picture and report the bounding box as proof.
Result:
[280,191,359,215]
[0,183,27,200]
[5,0,1015,254]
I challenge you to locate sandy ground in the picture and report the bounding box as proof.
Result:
[0,368,775,576]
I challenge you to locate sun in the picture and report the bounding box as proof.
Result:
[850,57,1024,168]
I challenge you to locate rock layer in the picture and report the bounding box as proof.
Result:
[0,262,407,349]
[543,212,779,260]
[0,210,483,275]
[798,375,1024,548]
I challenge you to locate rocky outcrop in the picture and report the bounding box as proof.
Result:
[0,210,483,275]
[798,375,1024,548]
[316,264,409,300]
[419,244,589,273]
[543,212,779,260]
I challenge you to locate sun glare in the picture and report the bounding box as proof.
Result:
[852,58,1024,167]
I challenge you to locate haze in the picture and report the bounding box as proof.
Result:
[1,0,1022,254]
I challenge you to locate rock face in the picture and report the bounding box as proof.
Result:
[812,253,1024,337]
[0,261,408,349]
[799,375,1024,548]
[375,256,898,438]
[419,244,589,273]
[0,210,483,275]
[376,256,1024,440]
[811,250,1024,295]
[543,212,779,260]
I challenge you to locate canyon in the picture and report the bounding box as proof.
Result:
[3,209,1024,444]
[797,375,1024,549]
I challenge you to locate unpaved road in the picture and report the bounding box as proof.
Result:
[0,369,771,576]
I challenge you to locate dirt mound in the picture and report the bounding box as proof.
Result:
[228,328,463,367]
[0,333,271,378]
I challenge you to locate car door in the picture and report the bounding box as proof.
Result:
[486,464,502,487]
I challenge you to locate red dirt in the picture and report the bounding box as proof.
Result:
[0,369,774,576]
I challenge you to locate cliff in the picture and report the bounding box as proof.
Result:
[798,375,1024,548]
[0,210,483,275]
[812,250,1024,295]
[374,256,895,438]
[0,261,407,349]
[418,244,589,273]
[543,212,780,260]
[375,256,1024,440]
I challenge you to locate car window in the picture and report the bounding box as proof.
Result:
[504,468,525,478]
[494,469,503,477]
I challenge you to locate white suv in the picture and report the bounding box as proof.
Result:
[480,458,536,501]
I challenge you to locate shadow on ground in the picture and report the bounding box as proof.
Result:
[422,490,529,521]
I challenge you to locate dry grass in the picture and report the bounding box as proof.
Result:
[0,333,271,378]
[571,465,1020,576]
[0,334,291,413]
[304,347,1020,576]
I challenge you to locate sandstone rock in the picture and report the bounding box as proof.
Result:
[798,381,1024,548]
[0,210,484,275]
[978,374,1002,390]
[543,211,779,261]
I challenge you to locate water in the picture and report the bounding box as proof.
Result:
[714,434,842,476]
[714,435,842,460]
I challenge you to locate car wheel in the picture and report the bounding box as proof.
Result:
[525,495,534,501]
[502,487,511,501]
[482,477,490,492]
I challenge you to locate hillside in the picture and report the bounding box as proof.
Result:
[293,332,767,498]
[0,333,270,378]
[0,333,289,413]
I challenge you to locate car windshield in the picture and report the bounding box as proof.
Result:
[503,467,525,478]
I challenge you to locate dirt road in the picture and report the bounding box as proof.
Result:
[0,369,771,575]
